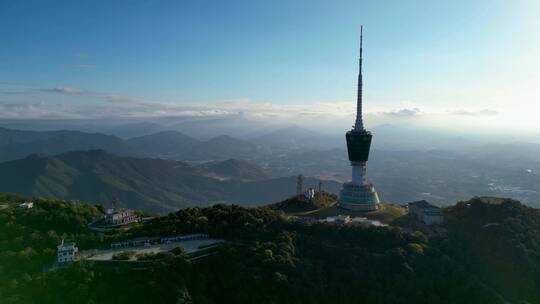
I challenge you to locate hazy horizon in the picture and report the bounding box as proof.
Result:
[1,0,539,139]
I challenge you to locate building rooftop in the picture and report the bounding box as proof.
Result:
[58,240,76,248]
[106,208,133,214]
[408,200,441,210]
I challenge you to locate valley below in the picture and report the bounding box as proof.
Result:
[2,124,540,211]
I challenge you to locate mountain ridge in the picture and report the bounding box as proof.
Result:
[0,127,133,161]
[0,150,339,212]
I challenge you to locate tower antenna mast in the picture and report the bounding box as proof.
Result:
[354,25,364,131]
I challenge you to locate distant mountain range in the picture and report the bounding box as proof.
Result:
[126,130,202,159]
[0,115,289,140]
[197,158,269,181]
[0,127,132,161]
[253,125,342,151]
[0,150,339,212]
[123,132,259,161]
[0,125,332,163]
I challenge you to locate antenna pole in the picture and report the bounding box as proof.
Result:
[354,25,364,131]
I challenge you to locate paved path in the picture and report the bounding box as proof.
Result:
[83,239,223,261]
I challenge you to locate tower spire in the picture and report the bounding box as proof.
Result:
[354,25,364,131]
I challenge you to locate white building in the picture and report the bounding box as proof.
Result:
[408,201,444,225]
[57,240,78,263]
[19,201,34,209]
[104,208,139,226]
[304,188,315,199]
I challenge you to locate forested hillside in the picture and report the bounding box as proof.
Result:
[442,197,540,303]
[3,194,540,303]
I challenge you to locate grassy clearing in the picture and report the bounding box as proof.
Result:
[302,203,406,224]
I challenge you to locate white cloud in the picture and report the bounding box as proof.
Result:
[0,86,519,136]
[377,107,423,117]
[42,87,84,94]
[0,88,357,122]
[0,102,87,119]
[448,109,499,116]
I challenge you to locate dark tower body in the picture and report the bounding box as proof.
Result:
[346,130,372,162]
[338,26,380,211]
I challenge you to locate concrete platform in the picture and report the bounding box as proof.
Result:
[84,238,223,261]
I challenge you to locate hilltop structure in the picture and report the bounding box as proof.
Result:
[408,201,444,225]
[338,26,381,211]
[304,188,315,199]
[104,208,139,226]
[18,201,34,209]
[57,240,78,263]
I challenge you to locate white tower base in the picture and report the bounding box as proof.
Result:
[339,163,381,211]
[339,182,381,211]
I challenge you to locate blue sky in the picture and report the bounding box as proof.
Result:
[1,0,539,133]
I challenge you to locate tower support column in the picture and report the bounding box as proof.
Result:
[351,162,366,185]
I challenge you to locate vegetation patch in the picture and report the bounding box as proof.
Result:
[269,191,337,214]
[304,203,406,223]
[112,251,136,260]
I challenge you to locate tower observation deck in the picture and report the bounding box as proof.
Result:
[338,26,381,211]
